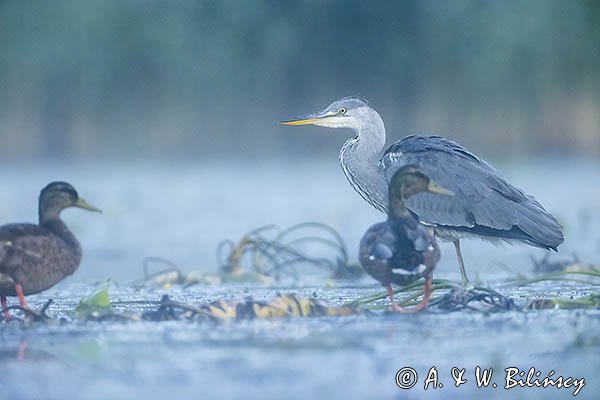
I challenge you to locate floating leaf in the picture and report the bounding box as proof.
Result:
[526,294,600,310]
[75,280,113,319]
[141,293,360,322]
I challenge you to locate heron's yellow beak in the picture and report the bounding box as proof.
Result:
[427,181,454,196]
[280,111,335,126]
[280,118,321,126]
[75,198,102,213]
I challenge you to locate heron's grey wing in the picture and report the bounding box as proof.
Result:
[381,135,564,249]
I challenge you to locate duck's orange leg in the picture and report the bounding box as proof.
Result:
[387,283,412,313]
[15,284,29,309]
[1,295,9,320]
[387,284,401,311]
[388,275,433,313]
[410,275,433,312]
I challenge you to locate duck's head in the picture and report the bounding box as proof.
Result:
[39,182,101,221]
[389,166,453,205]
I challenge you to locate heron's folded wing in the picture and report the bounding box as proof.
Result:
[381,135,564,248]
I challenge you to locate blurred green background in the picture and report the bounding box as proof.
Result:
[1,0,599,161]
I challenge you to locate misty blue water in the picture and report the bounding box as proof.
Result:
[0,159,599,399]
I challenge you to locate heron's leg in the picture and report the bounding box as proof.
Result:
[452,240,470,286]
[1,295,9,320]
[14,284,29,309]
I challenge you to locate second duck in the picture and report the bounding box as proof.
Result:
[359,166,453,312]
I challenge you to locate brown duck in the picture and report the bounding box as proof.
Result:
[359,166,453,312]
[0,182,100,320]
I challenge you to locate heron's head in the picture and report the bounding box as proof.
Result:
[280,96,375,130]
[389,166,454,202]
[39,181,101,221]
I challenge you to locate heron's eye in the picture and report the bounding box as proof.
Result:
[339,108,347,115]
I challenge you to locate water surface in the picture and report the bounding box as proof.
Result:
[0,159,598,399]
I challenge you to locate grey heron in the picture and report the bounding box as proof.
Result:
[281,96,564,284]
[359,165,453,312]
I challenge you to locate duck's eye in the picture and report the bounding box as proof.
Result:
[339,108,347,115]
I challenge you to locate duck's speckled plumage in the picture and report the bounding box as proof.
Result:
[0,221,81,296]
[0,182,99,307]
[359,217,439,288]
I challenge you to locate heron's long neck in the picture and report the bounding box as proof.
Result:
[339,110,388,212]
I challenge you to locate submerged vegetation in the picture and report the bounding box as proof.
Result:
[0,229,598,325]
[2,268,598,326]
[94,265,600,316]
[217,223,364,282]
[133,223,365,289]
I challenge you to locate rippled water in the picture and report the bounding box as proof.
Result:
[0,159,599,399]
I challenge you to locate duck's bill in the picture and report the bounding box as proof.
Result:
[75,198,102,213]
[427,181,454,196]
